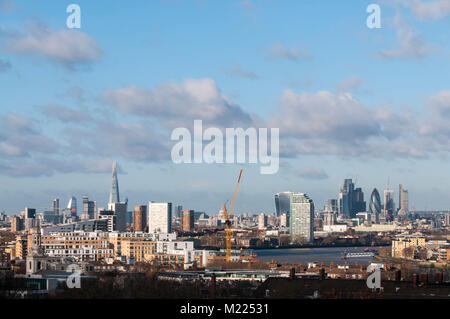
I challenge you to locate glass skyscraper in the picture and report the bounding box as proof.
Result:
[398,184,409,216]
[338,179,365,219]
[369,188,381,223]
[275,192,293,217]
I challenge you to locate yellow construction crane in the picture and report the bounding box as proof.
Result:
[223,169,243,263]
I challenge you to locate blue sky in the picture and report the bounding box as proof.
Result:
[1,0,450,214]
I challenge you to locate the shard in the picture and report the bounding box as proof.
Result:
[108,161,120,204]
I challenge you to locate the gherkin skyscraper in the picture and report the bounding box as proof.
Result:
[108,161,120,204]
[369,188,381,222]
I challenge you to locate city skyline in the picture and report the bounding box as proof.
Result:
[0,163,426,217]
[2,1,450,213]
[3,0,450,305]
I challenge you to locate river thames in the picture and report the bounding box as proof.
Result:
[254,246,382,265]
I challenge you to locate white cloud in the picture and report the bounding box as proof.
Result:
[273,90,380,141]
[395,0,450,21]
[377,14,440,60]
[224,62,259,79]
[41,105,91,123]
[268,43,312,61]
[101,78,254,128]
[10,80,450,178]
[269,89,426,159]
[336,77,364,94]
[63,120,171,162]
[3,23,102,69]
[418,90,450,148]
[0,114,60,157]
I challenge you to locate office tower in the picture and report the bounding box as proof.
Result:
[353,187,366,214]
[290,193,314,244]
[98,209,116,232]
[181,210,194,232]
[384,189,395,221]
[338,179,365,219]
[148,202,172,233]
[52,198,59,215]
[82,196,88,220]
[280,213,289,228]
[109,161,120,205]
[11,216,23,232]
[81,196,96,220]
[25,207,36,219]
[338,179,353,218]
[24,207,36,231]
[398,184,409,216]
[133,205,147,232]
[258,213,267,230]
[275,192,293,217]
[126,211,133,224]
[40,210,59,224]
[325,199,338,213]
[338,191,350,219]
[368,188,381,223]
[175,205,183,218]
[67,196,77,216]
[108,202,127,232]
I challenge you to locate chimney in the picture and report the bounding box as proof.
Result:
[420,273,428,286]
[319,268,326,281]
[395,270,401,283]
[435,272,443,284]
[210,274,216,298]
[412,274,418,288]
[290,267,295,280]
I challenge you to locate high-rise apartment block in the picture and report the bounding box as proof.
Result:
[148,202,172,233]
[181,210,194,232]
[290,193,314,244]
[257,213,267,230]
[133,205,147,232]
[398,184,409,216]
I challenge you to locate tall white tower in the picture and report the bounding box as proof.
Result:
[109,161,120,205]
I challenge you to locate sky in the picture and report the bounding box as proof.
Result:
[1,0,450,215]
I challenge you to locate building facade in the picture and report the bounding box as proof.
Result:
[148,202,172,233]
[275,192,293,217]
[290,193,314,244]
[181,210,194,232]
[368,188,381,223]
[133,205,147,232]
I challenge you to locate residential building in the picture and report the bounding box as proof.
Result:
[148,202,172,233]
[290,193,314,243]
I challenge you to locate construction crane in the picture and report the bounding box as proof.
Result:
[222,169,243,263]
